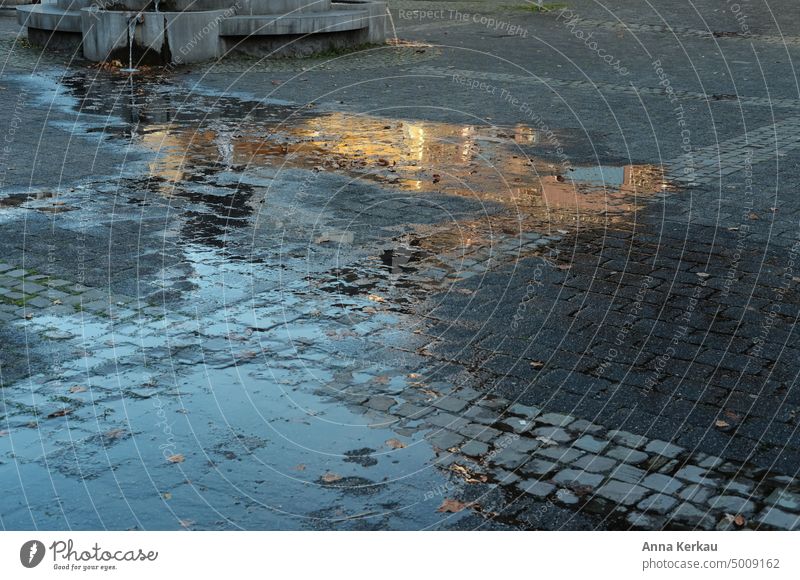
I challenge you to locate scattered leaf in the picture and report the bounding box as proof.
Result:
[530,360,545,369]
[367,294,386,303]
[52,299,63,305]
[714,419,730,429]
[408,373,422,379]
[162,492,172,500]
[748,212,759,220]
[321,472,342,483]
[437,498,469,513]
[167,454,185,464]
[69,385,87,393]
[696,272,710,278]
[47,408,72,418]
[294,464,306,471]
[105,428,127,440]
[733,514,746,527]
[386,438,407,449]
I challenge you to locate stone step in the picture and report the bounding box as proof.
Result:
[16,4,82,33]
[219,8,368,36]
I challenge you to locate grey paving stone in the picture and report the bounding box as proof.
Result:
[627,511,660,529]
[532,426,573,443]
[756,508,800,530]
[641,473,683,495]
[462,405,498,425]
[392,402,431,418]
[492,469,522,485]
[608,429,647,449]
[573,435,609,453]
[708,495,755,515]
[19,282,46,294]
[458,423,501,443]
[644,440,684,458]
[553,469,604,489]
[426,413,470,431]
[426,430,465,450]
[521,459,558,477]
[537,412,574,427]
[671,503,715,530]
[596,480,650,506]
[766,489,800,512]
[679,484,715,504]
[460,440,490,457]
[720,480,753,496]
[25,297,52,309]
[606,446,649,464]
[697,454,725,469]
[555,488,580,505]
[500,416,534,433]
[507,403,541,418]
[638,493,678,514]
[490,447,529,470]
[521,480,555,498]
[507,437,539,454]
[364,396,397,412]
[610,464,647,485]
[572,454,617,473]
[674,465,717,485]
[431,396,470,413]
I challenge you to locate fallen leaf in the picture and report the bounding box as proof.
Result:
[437,498,469,513]
[294,464,306,471]
[47,408,72,418]
[367,294,386,303]
[52,299,63,305]
[167,454,185,464]
[696,272,710,278]
[179,519,194,528]
[0,430,8,437]
[530,360,545,369]
[408,373,422,379]
[748,212,759,220]
[105,428,127,439]
[733,514,746,526]
[162,492,172,500]
[321,472,342,483]
[714,420,730,429]
[69,385,87,393]
[386,438,407,449]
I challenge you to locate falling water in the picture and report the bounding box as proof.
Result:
[121,15,139,73]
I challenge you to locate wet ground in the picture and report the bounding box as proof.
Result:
[2,1,800,530]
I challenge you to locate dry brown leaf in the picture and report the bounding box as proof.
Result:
[167,454,185,464]
[734,514,746,526]
[714,420,730,429]
[386,438,407,449]
[47,408,72,418]
[162,492,172,500]
[437,498,469,513]
[367,294,386,303]
[105,428,127,440]
[321,472,342,483]
[530,360,545,369]
[408,373,422,379]
[69,385,87,393]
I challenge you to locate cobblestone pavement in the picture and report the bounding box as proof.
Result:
[1,1,800,530]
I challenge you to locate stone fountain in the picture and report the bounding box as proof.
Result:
[17,0,388,65]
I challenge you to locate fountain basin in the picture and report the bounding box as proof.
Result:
[17,0,387,64]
